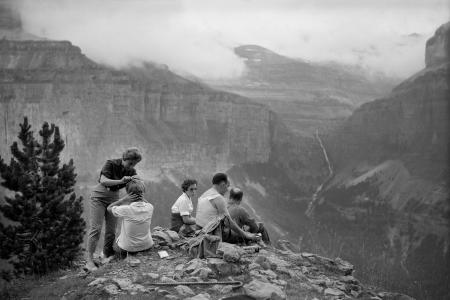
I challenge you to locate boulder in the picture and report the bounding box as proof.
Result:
[190,267,214,280]
[217,242,245,263]
[324,288,345,296]
[104,284,120,295]
[186,293,212,300]
[249,270,270,283]
[88,277,108,286]
[254,256,271,270]
[175,285,196,297]
[112,278,133,290]
[244,279,286,300]
[143,272,160,280]
[161,276,178,284]
[185,258,207,274]
[207,258,242,276]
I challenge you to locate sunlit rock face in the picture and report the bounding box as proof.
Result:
[0,40,268,176]
[0,39,327,189]
[425,22,450,68]
[311,22,450,299]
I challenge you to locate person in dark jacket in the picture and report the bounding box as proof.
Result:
[85,147,142,271]
[227,187,271,245]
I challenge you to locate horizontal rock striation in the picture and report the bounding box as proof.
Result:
[0,39,326,187]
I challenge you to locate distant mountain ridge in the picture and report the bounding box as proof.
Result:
[206,44,398,137]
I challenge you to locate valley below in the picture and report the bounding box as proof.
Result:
[0,3,448,299]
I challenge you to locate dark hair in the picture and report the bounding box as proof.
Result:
[122,147,142,162]
[212,173,228,185]
[181,179,198,192]
[229,188,243,201]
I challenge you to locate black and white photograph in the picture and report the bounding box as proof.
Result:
[0,0,448,299]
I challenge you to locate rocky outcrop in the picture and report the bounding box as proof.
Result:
[425,22,450,68]
[6,242,414,299]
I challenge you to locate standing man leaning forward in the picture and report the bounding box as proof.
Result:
[196,173,257,243]
[85,147,142,271]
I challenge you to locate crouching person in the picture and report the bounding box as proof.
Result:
[228,187,271,245]
[107,179,154,257]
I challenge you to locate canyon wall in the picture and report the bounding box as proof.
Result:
[311,22,450,299]
[0,39,326,190]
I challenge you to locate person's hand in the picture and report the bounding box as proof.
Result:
[244,232,258,241]
[121,176,132,183]
[131,175,143,181]
[121,193,140,204]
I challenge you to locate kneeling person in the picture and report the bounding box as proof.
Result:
[107,179,154,255]
[228,187,271,244]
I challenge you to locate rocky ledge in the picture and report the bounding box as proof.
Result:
[18,240,415,300]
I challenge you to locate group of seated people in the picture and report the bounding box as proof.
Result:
[84,148,269,271]
[170,173,271,245]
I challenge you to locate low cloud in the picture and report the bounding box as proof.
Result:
[16,0,449,79]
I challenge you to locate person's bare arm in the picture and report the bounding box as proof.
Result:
[100,174,131,187]
[107,194,139,213]
[212,197,257,240]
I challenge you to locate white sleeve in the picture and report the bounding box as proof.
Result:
[111,205,132,217]
[178,197,192,216]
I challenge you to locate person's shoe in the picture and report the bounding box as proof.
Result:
[84,261,98,272]
[99,252,115,264]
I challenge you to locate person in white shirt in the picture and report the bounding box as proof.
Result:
[107,178,154,255]
[170,179,197,234]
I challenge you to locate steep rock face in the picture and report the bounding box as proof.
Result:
[0,41,267,177]
[328,63,448,179]
[425,22,450,68]
[0,40,326,189]
[311,23,450,299]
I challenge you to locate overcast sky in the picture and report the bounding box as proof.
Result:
[16,0,449,79]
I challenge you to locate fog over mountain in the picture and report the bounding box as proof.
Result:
[0,1,449,299]
[14,0,449,79]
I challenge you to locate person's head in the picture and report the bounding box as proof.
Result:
[126,179,146,200]
[181,179,198,198]
[122,147,142,169]
[212,173,230,195]
[229,187,244,204]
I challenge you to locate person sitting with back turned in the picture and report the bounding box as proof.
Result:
[107,178,154,257]
[227,187,271,245]
[195,173,257,243]
[170,179,198,236]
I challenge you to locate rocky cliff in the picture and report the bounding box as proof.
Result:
[308,22,450,300]
[0,40,326,187]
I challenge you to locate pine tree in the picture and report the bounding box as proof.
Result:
[0,117,86,275]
